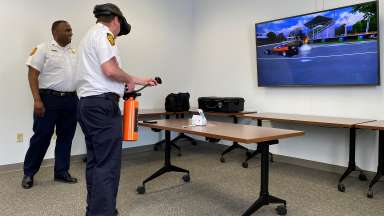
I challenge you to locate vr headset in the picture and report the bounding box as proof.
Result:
[93,3,131,36]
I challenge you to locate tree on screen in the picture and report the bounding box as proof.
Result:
[267,32,277,42]
[352,2,377,33]
[289,28,306,40]
[277,33,286,42]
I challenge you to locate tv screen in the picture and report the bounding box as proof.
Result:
[256,1,379,86]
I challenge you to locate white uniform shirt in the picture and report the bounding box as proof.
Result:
[26,41,77,92]
[76,23,124,98]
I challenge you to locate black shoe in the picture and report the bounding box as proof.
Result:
[54,172,78,184]
[21,175,33,189]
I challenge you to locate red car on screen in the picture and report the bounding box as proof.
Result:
[264,40,302,57]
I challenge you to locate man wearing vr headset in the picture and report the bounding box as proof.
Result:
[76,3,157,216]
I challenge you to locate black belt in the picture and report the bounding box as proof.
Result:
[39,89,77,97]
[82,93,120,102]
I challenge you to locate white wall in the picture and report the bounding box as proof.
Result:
[189,0,384,172]
[0,0,193,166]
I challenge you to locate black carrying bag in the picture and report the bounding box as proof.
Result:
[165,92,190,112]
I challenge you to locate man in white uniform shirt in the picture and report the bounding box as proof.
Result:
[22,20,78,189]
[76,4,157,216]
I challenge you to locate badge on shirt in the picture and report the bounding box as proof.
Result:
[30,47,37,56]
[107,33,115,46]
[70,48,76,54]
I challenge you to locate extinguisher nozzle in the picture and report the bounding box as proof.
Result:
[155,77,162,84]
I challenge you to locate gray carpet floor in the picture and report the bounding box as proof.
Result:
[0,142,383,216]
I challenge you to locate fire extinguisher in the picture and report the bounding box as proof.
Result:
[122,77,162,141]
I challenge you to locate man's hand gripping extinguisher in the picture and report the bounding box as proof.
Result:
[122,77,162,141]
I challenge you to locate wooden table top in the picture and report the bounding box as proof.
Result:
[356,120,384,130]
[139,108,257,117]
[139,119,304,144]
[138,109,189,117]
[139,109,256,117]
[242,113,375,128]
[190,110,257,116]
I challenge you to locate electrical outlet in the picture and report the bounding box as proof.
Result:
[16,133,23,143]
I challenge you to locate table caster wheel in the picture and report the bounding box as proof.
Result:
[246,151,252,157]
[182,174,190,182]
[367,188,374,198]
[242,162,248,168]
[82,157,87,163]
[154,145,159,151]
[136,186,145,194]
[358,173,367,181]
[192,141,197,146]
[276,205,287,215]
[338,183,345,192]
[220,157,225,163]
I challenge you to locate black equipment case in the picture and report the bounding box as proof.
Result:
[198,97,245,113]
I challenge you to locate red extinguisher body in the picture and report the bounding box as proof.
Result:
[123,97,139,141]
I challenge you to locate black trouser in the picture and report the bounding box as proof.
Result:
[78,93,122,216]
[24,93,78,177]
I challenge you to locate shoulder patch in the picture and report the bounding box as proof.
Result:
[107,33,115,46]
[30,47,37,56]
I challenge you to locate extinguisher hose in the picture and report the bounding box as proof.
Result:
[123,77,162,100]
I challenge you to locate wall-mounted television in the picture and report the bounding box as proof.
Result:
[256,1,379,86]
